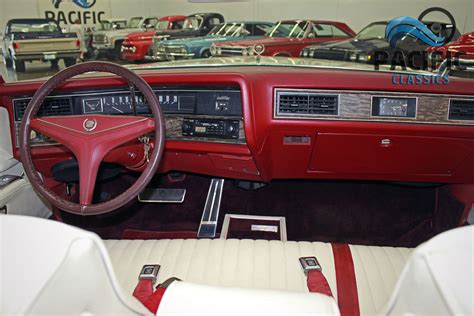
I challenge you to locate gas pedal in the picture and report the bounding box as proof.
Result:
[138,188,186,203]
[197,179,224,238]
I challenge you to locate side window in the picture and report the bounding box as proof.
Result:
[312,24,333,37]
[208,17,221,28]
[172,21,184,29]
[331,25,351,37]
[253,24,272,36]
[313,24,350,37]
[244,24,253,35]
[145,18,158,26]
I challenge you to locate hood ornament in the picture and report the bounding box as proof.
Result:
[83,118,98,132]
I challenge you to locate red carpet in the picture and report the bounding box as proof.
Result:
[122,229,197,240]
[61,173,464,247]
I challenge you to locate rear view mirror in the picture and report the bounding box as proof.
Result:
[145,24,154,30]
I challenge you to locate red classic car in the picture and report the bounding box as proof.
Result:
[121,15,187,62]
[427,31,474,68]
[211,20,356,57]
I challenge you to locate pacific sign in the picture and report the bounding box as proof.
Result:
[41,0,110,25]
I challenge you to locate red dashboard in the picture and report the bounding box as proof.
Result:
[1,66,474,186]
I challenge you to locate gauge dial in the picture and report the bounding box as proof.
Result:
[82,98,104,113]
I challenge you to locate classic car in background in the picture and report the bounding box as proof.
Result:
[210,20,355,57]
[152,21,273,61]
[427,31,474,67]
[1,18,80,72]
[93,16,160,58]
[300,21,461,66]
[147,13,224,61]
[97,18,128,31]
[121,15,187,62]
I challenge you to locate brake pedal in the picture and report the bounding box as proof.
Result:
[197,179,224,238]
[138,188,186,203]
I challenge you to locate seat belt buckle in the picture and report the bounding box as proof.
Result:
[299,257,322,275]
[139,265,161,283]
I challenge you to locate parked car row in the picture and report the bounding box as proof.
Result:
[299,21,462,67]
[2,13,472,73]
[133,17,357,63]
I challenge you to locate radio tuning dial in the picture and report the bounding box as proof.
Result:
[182,121,193,133]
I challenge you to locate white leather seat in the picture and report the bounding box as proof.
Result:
[104,239,411,316]
[0,216,339,316]
[2,215,472,316]
[1,215,149,316]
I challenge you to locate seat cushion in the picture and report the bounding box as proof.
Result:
[104,239,412,315]
[350,244,412,315]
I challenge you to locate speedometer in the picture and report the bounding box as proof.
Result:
[82,98,104,114]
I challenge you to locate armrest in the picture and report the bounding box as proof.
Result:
[0,174,22,189]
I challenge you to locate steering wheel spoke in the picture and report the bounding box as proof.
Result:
[20,62,165,215]
[30,115,155,206]
[31,115,155,152]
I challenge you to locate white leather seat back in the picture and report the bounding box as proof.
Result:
[160,282,339,315]
[384,225,474,316]
[105,239,338,296]
[0,215,149,316]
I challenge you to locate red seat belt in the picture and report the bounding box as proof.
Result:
[299,257,333,297]
[133,264,176,314]
[332,243,360,316]
[306,269,334,297]
[133,279,166,314]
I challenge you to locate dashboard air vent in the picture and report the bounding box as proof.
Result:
[449,99,474,121]
[14,97,73,121]
[276,90,339,117]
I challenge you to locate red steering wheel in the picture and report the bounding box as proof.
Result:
[19,62,165,216]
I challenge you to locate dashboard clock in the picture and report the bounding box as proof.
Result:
[372,96,417,118]
[82,98,104,114]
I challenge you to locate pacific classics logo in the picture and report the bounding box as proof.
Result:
[46,0,104,25]
[385,16,451,49]
[374,7,461,85]
[52,0,97,9]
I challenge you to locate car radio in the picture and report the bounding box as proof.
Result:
[182,118,240,139]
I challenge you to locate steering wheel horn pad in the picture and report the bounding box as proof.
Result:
[19,62,165,215]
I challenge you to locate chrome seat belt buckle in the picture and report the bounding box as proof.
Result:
[139,264,161,282]
[299,257,322,275]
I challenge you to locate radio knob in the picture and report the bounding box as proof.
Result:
[226,123,238,135]
[182,121,193,133]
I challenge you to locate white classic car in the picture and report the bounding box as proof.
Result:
[92,17,160,58]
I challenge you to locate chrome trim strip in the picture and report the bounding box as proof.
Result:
[273,88,474,125]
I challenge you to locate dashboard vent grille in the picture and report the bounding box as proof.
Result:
[14,97,73,121]
[276,90,339,117]
[449,99,474,121]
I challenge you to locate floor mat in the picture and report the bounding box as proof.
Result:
[61,173,464,247]
[221,214,287,241]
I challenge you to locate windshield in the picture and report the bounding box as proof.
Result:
[210,23,243,36]
[9,21,59,33]
[356,22,387,40]
[1,5,472,83]
[266,21,309,38]
[183,16,203,30]
[155,20,169,31]
[99,21,126,30]
[127,17,142,28]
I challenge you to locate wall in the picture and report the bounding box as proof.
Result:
[0,0,472,34]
